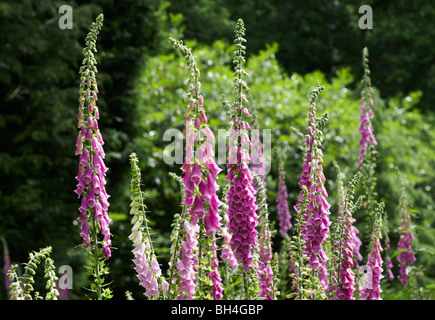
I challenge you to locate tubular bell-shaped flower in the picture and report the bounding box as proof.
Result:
[294,86,331,289]
[360,203,385,300]
[333,162,362,269]
[74,14,112,259]
[129,153,169,300]
[170,38,223,299]
[225,19,259,272]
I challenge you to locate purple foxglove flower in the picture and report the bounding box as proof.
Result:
[171,38,224,299]
[200,111,207,124]
[191,162,202,185]
[92,175,101,195]
[396,174,416,285]
[358,49,377,170]
[194,116,201,129]
[360,204,385,300]
[204,126,215,142]
[294,86,331,290]
[191,194,205,218]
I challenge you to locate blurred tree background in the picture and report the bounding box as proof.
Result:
[0,0,434,299]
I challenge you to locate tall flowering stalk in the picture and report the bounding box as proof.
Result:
[73,14,112,299]
[329,171,362,300]
[129,153,169,299]
[170,38,223,299]
[333,162,362,269]
[358,47,379,241]
[254,173,274,300]
[277,159,292,237]
[294,85,331,290]
[225,19,259,278]
[396,171,416,285]
[358,47,377,170]
[360,202,385,300]
[288,185,324,300]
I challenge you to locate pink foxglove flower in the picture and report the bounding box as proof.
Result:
[176,220,199,299]
[129,153,169,299]
[360,203,384,300]
[255,174,274,300]
[225,19,259,272]
[277,161,292,237]
[209,237,224,300]
[74,15,111,259]
[220,211,239,270]
[170,38,223,299]
[294,86,331,289]
[358,47,377,170]
[396,173,416,285]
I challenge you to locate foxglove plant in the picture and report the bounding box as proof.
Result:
[288,185,324,300]
[170,38,223,299]
[129,153,169,299]
[167,173,189,299]
[73,14,112,300]
[277,159,292,237]
[225,18,259,275]
[360,202,385,300]
[333,161,362,269]
[254,173,274,300]
[396,171,416,285]
[329,171,362,300]
[294,85,331,290]
[358,47,379,241]
[358,47,377,170]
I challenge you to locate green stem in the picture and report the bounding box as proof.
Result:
[92,218,102,300]
[242,269,249,299]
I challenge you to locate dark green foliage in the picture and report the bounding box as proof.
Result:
[168,0,435,112]
[0,0,170,299]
